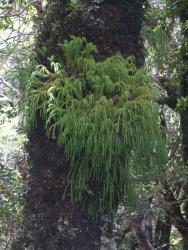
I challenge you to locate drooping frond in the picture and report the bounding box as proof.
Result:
[144,28,170,68]
[26,36,167,219]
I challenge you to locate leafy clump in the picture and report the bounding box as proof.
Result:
[176,96,188,111]
[26,36,166,219]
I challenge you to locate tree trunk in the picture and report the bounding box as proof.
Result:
[38,0,145,65]
[13,1,146,249]
[154,214,171,250]
[131,215,154,250]
[183,235,188,250]
[179,2,188,247]
[163,1,188,246]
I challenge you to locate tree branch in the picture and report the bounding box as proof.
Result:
[154,75,179,109]
[0,76,19,95]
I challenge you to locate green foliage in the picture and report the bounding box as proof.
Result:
[176,96,188,111]
[26,36,167,219]
[165,0,188,18]
[144,27,170,68]
[170,226,183,250]
[0,163,25,249]
[143,1,183,89]
[68,0,80,12]
[0,112,27,248]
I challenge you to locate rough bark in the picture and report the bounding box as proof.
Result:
[178,2,188,248]
[182,236,188,250]
[154,214,171,250]
[13,128,103,250]
[158,1,188,247]
[13,1,146,249]
[144,210,153,247]
[180,2,188,165]
[38,0,145,65]
[165,187,188,250]
[181,110,188,165]
[131,215,154,250]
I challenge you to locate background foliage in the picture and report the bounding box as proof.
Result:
[0,0,188,249]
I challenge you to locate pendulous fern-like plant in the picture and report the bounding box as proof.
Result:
[26,36,166,219]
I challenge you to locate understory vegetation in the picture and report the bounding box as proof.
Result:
[0,112,26,249]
